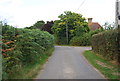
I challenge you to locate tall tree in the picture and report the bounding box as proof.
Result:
[52,11,89,44]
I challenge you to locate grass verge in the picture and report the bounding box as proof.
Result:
[83,50,120,81]
[9,48,54,79]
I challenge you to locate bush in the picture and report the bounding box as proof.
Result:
[70,33,91,46]
[54,36,68,45]
[2,25,54,79]
[91,28,119,63]
[15,29,54,64]
[70,29,104,46]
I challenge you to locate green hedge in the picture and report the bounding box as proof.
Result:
[2,25,54,79]
[91,28,119,63]
[70,29,104,46]
[70,33,91,46]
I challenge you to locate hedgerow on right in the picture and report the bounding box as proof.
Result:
[91,28,119,64]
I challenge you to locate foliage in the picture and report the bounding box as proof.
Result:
[84,50,120,80]
[25,21,54,34]
[70,29,104,46]
[2,24,54,79]
[91,29,119,63]
[41,21,54,34]
[103,22,114,30]
[52,11,89,44]
[25,20,45,29]
[70,34,91,46]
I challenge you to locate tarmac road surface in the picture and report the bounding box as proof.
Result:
[35,46,106,79]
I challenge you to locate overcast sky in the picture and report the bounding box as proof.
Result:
[0,0,115,28]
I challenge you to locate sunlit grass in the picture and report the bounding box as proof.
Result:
[83,50,120,81]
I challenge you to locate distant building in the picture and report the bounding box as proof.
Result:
[88,18,102,31]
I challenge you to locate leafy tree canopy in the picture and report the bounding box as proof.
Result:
[52,11,90,43]
[25,20,45,29]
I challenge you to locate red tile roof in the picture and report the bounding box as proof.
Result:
[88,22,101,30]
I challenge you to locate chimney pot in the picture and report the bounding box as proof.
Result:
[88,18,93,23]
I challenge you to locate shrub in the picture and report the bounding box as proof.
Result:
[91,28,119,63]
[2,25,54,79]
[15,29,54,64]
[70,33,91,46]
[70,29,104,46]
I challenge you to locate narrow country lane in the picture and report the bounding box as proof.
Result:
[35,46,106,79]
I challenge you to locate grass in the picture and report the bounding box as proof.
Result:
[83,50,120,81]
[9,48,54,79]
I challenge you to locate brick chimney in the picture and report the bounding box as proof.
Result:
[88,18,93,23]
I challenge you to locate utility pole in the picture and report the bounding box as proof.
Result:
[66,18,68,44]
[115,0,120,28]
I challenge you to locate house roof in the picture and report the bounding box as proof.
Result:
[88,22,101,30]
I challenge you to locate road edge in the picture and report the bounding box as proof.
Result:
[81,50,107,80]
